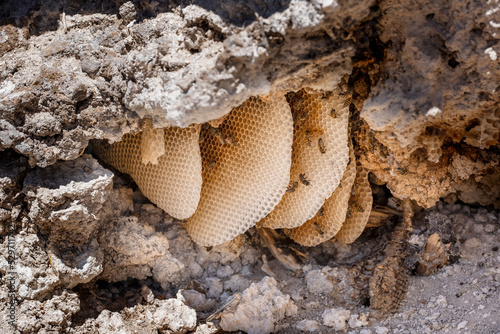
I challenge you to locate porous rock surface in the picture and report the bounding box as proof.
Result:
[0,0,499,334]
[220,276,297,334]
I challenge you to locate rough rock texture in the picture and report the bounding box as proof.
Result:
[220,276,297,334]
[0,0,499,333]
[357,0,500,207]
[0,0,369,168]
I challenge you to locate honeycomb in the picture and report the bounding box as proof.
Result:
[290,139,356,246]
[464,109,500,149]
[94,125,202,220]
[334,162,373,244]
[141,121,166,165]
[421,134,443,163]
[185,94,294,246]
[257,90,349,229]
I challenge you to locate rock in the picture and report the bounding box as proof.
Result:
[295,319,321,332]
[375,326,389,334]
[305,267,335,294]
[99,216,183,286]
[177,289,215,312]
[24,154,112,247]
[435,295,448,308]
[216,265,234,278]
[15,291,80,334]
[94,310,128,334]
[322,307,350,331]
[305,266,358,304]
[457,320,468,330]
[348,313,369,328]
[224,274,251,292]
[153,299,197,334]
[204,277,224,298]
[141,285,155,304]
[220,276,295,334]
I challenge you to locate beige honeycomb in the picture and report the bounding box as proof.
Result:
[94,125,202,220]
[185,94,294,246]
[334,162,373,244]
[421,132,444,163]
[464,109,500,149]
[257,90,350,229]
[290,139,356,246]
[141,122,166,164]
[421,135,443,163]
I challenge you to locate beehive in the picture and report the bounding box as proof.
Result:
[94,125,202,220]
[334,163,373,243]
[290,139,356,246]
[185,94,294,246]
[257,90,350,230]
[95,89,375,247]
[141,121,166,164]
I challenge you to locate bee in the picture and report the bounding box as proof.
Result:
[297,111,308,126]
[321,91,334,100]
[318,137,326,154]
[317,206,325,217]
[312,222,324,235]
[396,167,408,175]
[345,207,352,219]
[205,126,226,146]
[351,183,359,196]
[304,128,324,146]
[330,108,337,119]
[343,98,352,108]
[206,160,217,171]
[379,144,389,159]
[304,134,312,146]
[286,181,299,193]
[299,173,310,186]
[351,200,365,213]
[224,133,238,146]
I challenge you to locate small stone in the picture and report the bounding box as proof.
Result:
[475,213,489,223]
[375,326,389,334]
[463,238,481,252]
[457,321,468,329]
[322,307,350,330]
[177,289,215,312]
[217,265,234,278]
[81,59,101,75]
[295,319,320,332]
[140,285,154,304]
[119,1,137,24]
[484,224,496,233]
[224,274,250,292]
[204,277,223,298]
[473,224,484,234]
[360,330,373,334]
[348,313,369,328]
[436,295,447,307]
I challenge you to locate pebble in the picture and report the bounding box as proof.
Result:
[295,319,320,332]
[375,326,389,334]
[457,321,468,329]
[216,265,234,278]
[484,224,496,233]
[348,313,369,328]
[322,307,350,330]
[436,295,447,307]
[475,213,489,223]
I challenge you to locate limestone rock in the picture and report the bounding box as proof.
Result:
[220,276,295,334]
